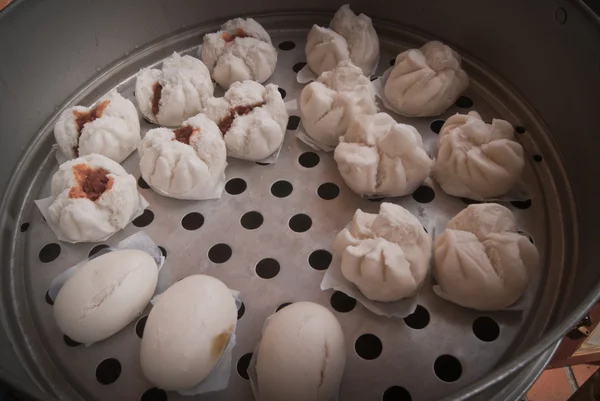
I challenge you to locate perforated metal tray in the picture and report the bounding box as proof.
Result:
[3,15,573,401]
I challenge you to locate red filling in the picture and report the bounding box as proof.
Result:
[222,29,251,43]
[68,164,114,202]
[172,126,199,145]
[72,100,111,156]
[218,102,265,135]
[151,82,163,116]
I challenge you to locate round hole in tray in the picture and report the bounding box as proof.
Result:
[368,197,386,203]
[515,126,526,135]
[510,199,532,210]
[63,335,82,347]
[533,154,543,163]
[287,115,300,130]
[137,177,150,189]
[95,358,122,385]
[554,7,568,24]
[88,244,109,258]
[256,258,280,279]
[136,316,148,339]
[293,62,306,73]
[278,40,295,50]
[317,183,340,200]
[455,96,474,109]
[225,178,247,195]
[412,186,435,203]
[330,291,356,313]
[276,302,292,312]
[403,305,430,330]
[181,212,204,231]
[434,355,462,382]
[518,230,535,244]
[237,353,253,380]
[241,211,263,230]
[298,152,320,168]
[158,246,167,258]
[278,87,287,99]
[355,334,383,360]
[140,387,168,401]
[430,119,445,134]
[20,222,29,232]
[237,302,245,320]
[39,243,61,263]
[132,210,154,228]
[45,290,54,306]
[289,214,312,233]
[256,161,270,166]
[271,180,293,198]
[389,57,396,66]
[308,249,332,271]
[208,243,232,264]
[383,386,412,401]
[472,317,500,342]
[460,197,482,205]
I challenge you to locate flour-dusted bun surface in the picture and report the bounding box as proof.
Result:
[140,275,237,391]
[433,111,525,199]
[383,41,469,117]
[202,80,287,161]
[300,60,377,149]
[201,18,277,89]
[48,154,145,243]
[53,249,158,344]
[136,52,214,127]
[433,203,539,311]
[54,90,140,163]
[306,4,379,77]
[334,113,433,197]
[334,203,431,302]
[138,114,227,200]
[255,302,346,401]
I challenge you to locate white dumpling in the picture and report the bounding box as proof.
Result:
[433,203,539,310]
[138,114,227,200]
[334,112,433,196]
[136,52,214,127]
[54,90,140,163]
[48,154,145,242]
[334,203,431,302]
[433,111,525,199]
[300,60,377,149]
[202,80,287,161]
[305,4,379,76]
[383,41,469,117]
[255,302,346,401]
[201,18,277,89]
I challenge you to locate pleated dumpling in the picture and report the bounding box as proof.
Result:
[201,18,277,89]
[306,4,379,76]
[383,41,469,117]
[334,113,433,197]
[334,203,431,302]
[138,114,227,200]
[433,111,525,199]
[300,60,377,149]
[433,203,539,311]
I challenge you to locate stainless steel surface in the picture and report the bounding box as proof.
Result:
[0,1,599,401]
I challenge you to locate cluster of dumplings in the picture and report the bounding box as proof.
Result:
[42,4,541,401]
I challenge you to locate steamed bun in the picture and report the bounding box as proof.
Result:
[136,52,214,127]
[48,154,146,243]
[300,60,377,149]
[202,80,287,161]
[201,18,277,89]
[138,114,227,200]
[433,203,539,310]
[306,4,379,76]
[383,41,469,117]
[334,203,431,302]
[433,111,525,199]
[54,90,140,163]
[334,113,433,197]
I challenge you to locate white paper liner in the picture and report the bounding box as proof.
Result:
[321,220,435,319]
[145,174,226,201]
[35,192,149,244]
[247,315,340,401]
[296,64,318,84]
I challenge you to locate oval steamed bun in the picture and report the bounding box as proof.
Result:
[433,203,539,310]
